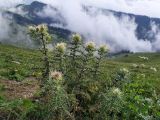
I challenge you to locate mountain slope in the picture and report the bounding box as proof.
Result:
[2,1,71,42]
[106,9,160,40]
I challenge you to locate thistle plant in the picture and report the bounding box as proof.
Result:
[54,42,67,72]
[85,42,96,54]
[44,71,71,120]
[93,45,109,79]
[65,33,82,82]
[76,41,96,81]
[28,24,52,86]
[99,87,124,120]
[70,33,82,62]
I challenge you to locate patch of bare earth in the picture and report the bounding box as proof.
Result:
[0,77,40,100]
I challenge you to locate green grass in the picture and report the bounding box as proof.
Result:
[0,44,42,81]
[0,44,160,92]
[110,53,160,93]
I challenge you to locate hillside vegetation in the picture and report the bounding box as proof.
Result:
[0,44,160,92]
[0,25,160,120]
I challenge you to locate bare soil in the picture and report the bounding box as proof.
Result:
[0,77,39,100]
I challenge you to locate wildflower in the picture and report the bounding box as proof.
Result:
[112,88,122,96]
[98,45,109,54]
[12,61,21,65]
[50,71,63,80]
[37,24,48,32]
[56,42,67,53]
[141,74,146,78]
[132,63,138,68]
[145,98,153,104]
[140,64,146,68]
[72,33,82,44]
[150,67,157,72]
[85,42,95,52]
[120,68,129,74]
[139,56,149,60]
[14,69,18,72]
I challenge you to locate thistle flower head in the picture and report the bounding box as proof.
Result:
[50,71,63,80]
[72,33,82,44]
[112,88,122,96]
[56,42,67,53]
[37,24,48,33]
[29,24,48,33]
[28,26,36,32]
[98,45,109,54]
[85,42,95,52]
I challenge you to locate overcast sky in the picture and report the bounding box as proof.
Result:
[1,0,160,18]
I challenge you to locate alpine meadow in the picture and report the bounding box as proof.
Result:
[0,0,160,120]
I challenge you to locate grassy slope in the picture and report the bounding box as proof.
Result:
[0,44,160,97]
[110,53,160,93]
[0,44,42,80]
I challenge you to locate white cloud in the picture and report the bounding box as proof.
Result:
[37,0,154,52]
[0,13,11,40]
[83,0,160,18]
[0,0,24,9]
[150,23,160,51]
[34,0,160,18]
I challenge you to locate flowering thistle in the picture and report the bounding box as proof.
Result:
[37,24,48,33]
[28,24,51,43]
[112,88,122,96]
[56,42,67,53]
[72,33,82,44]
[50,71,63,80]
[29,24,48,33]
[85,42,95,52]
[28,24,52,86]
[98,45,109,54]
[150,67,157,72]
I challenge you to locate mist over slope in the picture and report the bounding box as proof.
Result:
[0,1,160,52]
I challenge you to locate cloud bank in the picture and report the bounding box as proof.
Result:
[35,0,160,18]
[37,0,159,52]
[0,12,33,47]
